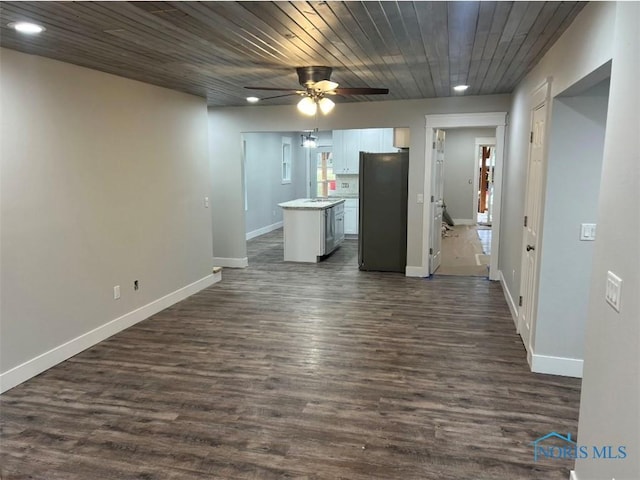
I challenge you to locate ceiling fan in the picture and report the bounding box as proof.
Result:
[244,66,389,115]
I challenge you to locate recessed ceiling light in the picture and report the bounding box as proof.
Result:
[453,84,469,92]
[9,21,46,34]
[246,96,260,103]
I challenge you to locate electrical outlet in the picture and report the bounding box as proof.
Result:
[204,196,209,208]
[113,285,120,300]
[605,271,622,312]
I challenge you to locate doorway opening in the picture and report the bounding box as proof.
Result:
[475,139,496,226]
[435,128,496,277]
[422,113,507,281]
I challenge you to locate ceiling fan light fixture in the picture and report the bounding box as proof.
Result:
[245,66,389,114]
[297,96,317,116]
[318,97,335,115]
[246,96,260,103]
[453,84,469,92]
[301,133,318,148]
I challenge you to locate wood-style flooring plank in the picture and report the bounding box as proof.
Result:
[0,231,581,479]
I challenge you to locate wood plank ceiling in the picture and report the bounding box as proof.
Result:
[0,1,586,107]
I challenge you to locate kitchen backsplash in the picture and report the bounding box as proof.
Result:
[333,174,359,196]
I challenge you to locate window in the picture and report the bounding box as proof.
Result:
[282,137,292,184]
[316,151,335,197]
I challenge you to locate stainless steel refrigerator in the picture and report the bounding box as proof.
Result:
[358,151,409,272]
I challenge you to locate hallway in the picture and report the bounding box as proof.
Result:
[438,224,492,277]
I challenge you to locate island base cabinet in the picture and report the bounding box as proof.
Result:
[282,209,325,262]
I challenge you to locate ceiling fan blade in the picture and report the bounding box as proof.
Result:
[333,87,389,95]
[244,86,300,92]
[313,80,339,92]
[259,93,301,101]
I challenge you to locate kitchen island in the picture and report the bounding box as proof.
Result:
[278,198,345,262]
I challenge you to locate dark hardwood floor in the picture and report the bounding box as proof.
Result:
[1,229,581,479]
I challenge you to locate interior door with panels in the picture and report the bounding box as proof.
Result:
[518,80,551,356]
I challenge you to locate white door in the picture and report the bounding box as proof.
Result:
[518,98,548,352]
[430,129,446,274]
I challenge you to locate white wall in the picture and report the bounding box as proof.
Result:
[534,79,609,362]
[500,2,638,476]
[0,49,214,390]
[500,1,616,314]
[243,132,306,237]
[209,95,511,267]
[442,128,494,221]
[574,3,639,479]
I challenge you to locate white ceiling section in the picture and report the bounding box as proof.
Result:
[0,1,585,107]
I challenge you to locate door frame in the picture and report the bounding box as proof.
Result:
[517,78,552,363]
[429,129,446,274]
[473,137,496,224]
[422,112,507,280]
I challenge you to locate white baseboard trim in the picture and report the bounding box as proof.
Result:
[498,270,519,330]
[246,221,283,241]
[406,265,429,277]
[570,470,579,480]
[0,272,221,394]
[213,256,248,268]
[452,218,476,225]
[531,353,583,378]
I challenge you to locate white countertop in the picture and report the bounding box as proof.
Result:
[330,193,359,199]
[278,198,346,210]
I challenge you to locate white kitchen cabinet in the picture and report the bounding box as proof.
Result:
[333,128,396,174]
[359,128,380,153]
[344,198,359,234]
[281,208,325,262]
[360,128,395,153]
[380,128,395,152]
[332,130,345,174]
[393,127,410,148]
[341,129,360,174]
[332,129,358,174]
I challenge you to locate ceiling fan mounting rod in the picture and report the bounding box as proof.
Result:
[296,66,333,86]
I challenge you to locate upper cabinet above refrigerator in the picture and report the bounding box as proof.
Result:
[393,128,410,149]
[332,128,396,175]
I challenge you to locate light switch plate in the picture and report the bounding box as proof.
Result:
[605,271,622,312]
[580,223,596,241]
